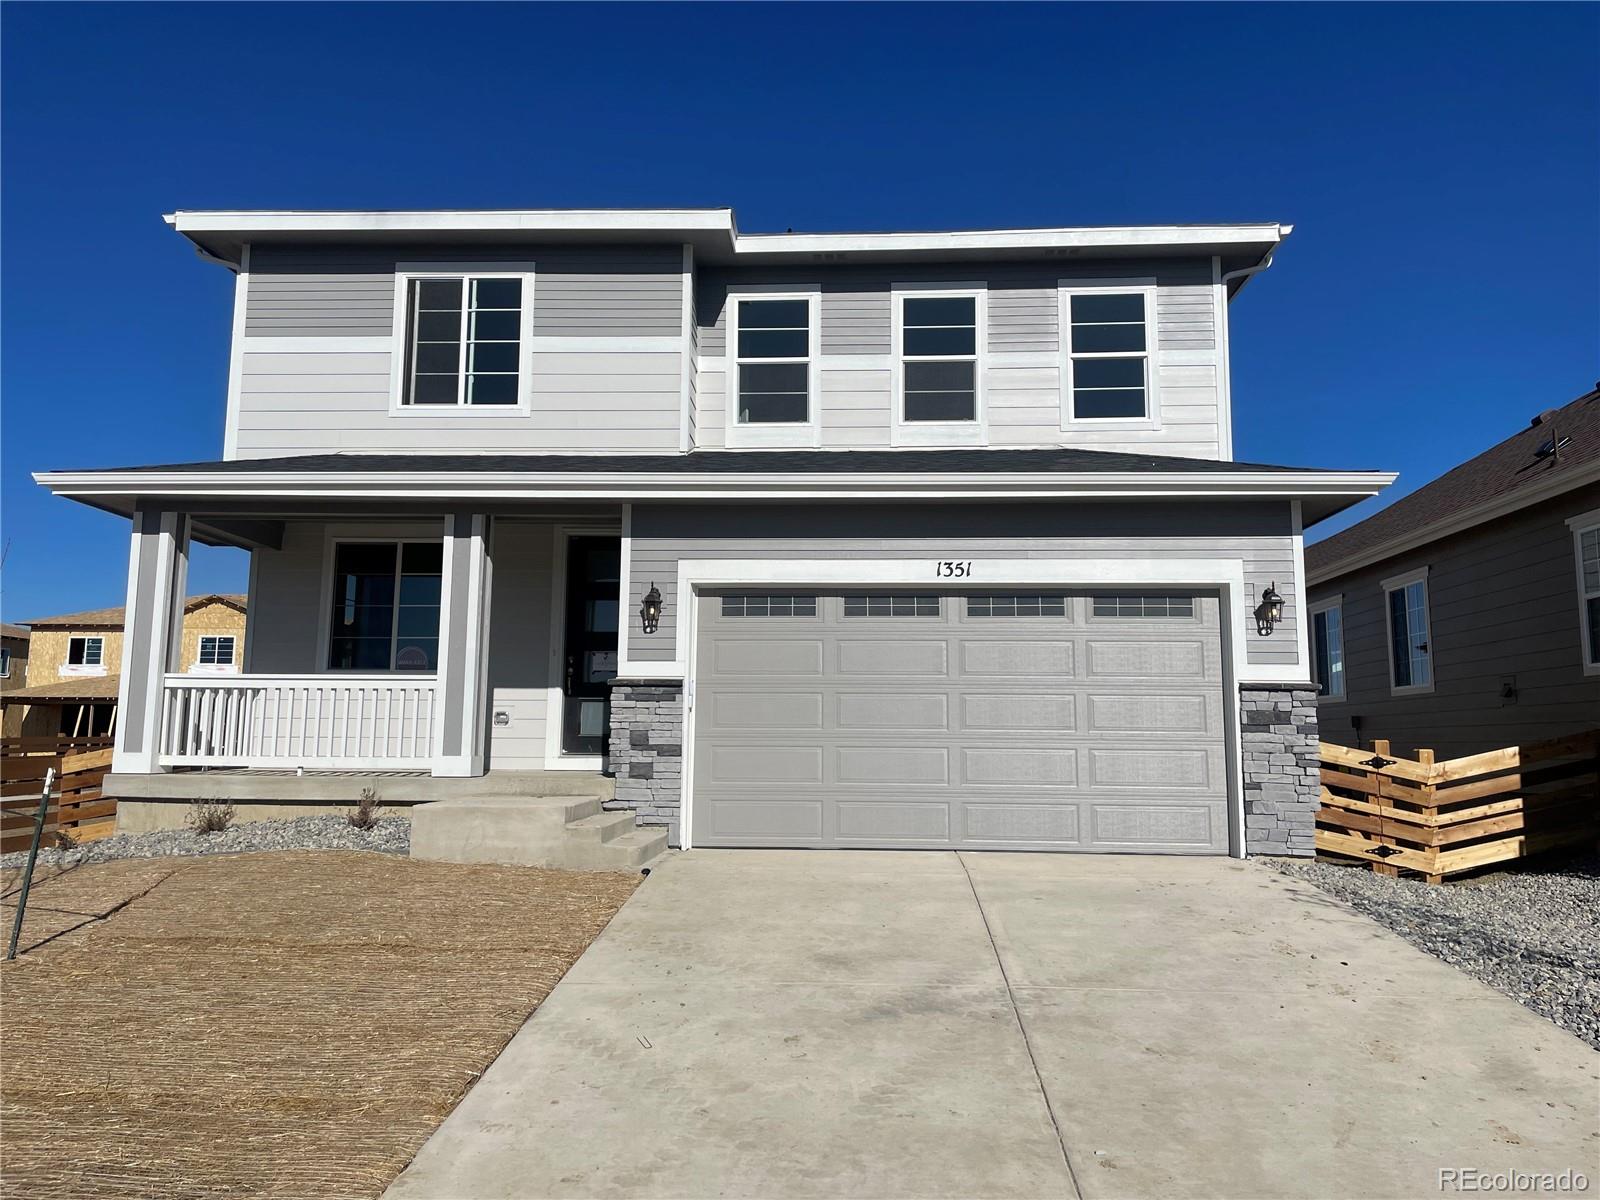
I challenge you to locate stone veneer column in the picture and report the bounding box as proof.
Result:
[1239,684,1320,856]
[606,680,683,845]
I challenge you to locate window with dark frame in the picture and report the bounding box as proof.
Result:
[1068,292,1149,419]
[901,296,978,422]
[843,595,941,618]
[198,635,235,666]
[1312,607,1344,698]
[1387,579,1432,689]
[720,595,818,618]
[1091,595,1195,618]
[404,276,523,407]
[67,636,104,666]
[1578,525,1600,669]
[967,595,1068,617]
[0,647,10,678]
[327,542,444,671]
[735,299,810,424]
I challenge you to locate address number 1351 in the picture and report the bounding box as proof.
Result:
[934,560,973,578]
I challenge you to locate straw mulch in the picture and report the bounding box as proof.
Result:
[1,850,640,1199]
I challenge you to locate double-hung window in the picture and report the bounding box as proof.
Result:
[66,635,105,672]
[1310,600,1345,700]
[899,293,980,423]
[1383,568,1433,692]
[327,542,443,671]
[197,635,236,669]
[1572,512,1600,674]
[1061,282,1156,422]
[733,297,813,425]
[400,274,528,408]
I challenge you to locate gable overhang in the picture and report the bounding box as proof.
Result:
[37,465,1392,527]
[1307,459,1600,586]
[165,209,1289,274]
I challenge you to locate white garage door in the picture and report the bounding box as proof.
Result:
[690,590,1232,853]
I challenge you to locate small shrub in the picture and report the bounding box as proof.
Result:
[186,799,236,835]
[346,786,383,831]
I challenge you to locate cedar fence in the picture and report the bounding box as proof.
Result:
[1,736,117,855]
[1316,729,1600,882]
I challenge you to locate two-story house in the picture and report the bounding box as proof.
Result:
[35,209,1391,858]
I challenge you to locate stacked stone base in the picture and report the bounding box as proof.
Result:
[606,681,684,845]
[1240,685,1319,856]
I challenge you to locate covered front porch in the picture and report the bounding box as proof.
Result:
[102,502,630,783]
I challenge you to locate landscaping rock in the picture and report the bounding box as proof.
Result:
[0,813,410,870]
[1267,853,1600,1051]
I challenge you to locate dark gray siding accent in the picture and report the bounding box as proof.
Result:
[1310,486,1600,758]
[627,500,1300,668]
[244,242,683,339]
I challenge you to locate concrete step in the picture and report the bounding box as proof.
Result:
[409,795,666,872]
[566,811,639,845]
[451,771,614,800]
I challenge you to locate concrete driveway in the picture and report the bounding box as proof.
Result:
[387,852,1599,1200]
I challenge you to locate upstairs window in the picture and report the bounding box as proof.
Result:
[734,298,812,424]
[68,636,104,667]
[327,542,443,671]
[1064,287,1153,420]
[1311,602,1345,699]
[1384,570,1433,692]
[0,647,10,678]
[1575,518,1600,673]
[198,635,235,667]
[900,295,979,422]
[402,276,526,407]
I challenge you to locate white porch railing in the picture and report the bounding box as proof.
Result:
[159,675,439,769]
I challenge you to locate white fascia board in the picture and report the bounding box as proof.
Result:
[35,468,1394,504]
[734,223,1291,257]
[1307,459,1600,586]
[165,209,736,236]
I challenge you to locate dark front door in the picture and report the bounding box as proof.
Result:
[562,537,621,755]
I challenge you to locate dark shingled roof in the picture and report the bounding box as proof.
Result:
[61,447,1355,476]
[1307,385,1600,578]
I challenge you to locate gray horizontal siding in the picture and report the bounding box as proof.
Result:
[244,242,683,338]
[1310,486,1600,758]
[627,500,1299,668]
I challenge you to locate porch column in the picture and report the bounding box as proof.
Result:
[433,513,493,777]
[112,508,190,774]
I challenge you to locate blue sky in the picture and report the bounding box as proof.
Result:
[2,2,1596,622]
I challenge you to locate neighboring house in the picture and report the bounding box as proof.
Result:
[1306,385,1600,759]
[0,596,247,737]
[33,208,1393,858]
[1,624,30,736]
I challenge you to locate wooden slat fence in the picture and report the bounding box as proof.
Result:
[1317,730,1600,882]
[1,736,117,854]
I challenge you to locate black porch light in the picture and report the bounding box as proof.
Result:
[1254,582,1284,636]
[640,583,663,634]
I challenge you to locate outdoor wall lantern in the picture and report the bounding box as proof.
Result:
[1254,583,1284,636]
[640,583,663,634]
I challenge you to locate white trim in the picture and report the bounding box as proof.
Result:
[1570,509,1600,676]
[1310,460,1600,584]
[388,270,536,415]
[1212,256,1234,461]
[1291,500,1309,674]
[890,282,987,448]
[64,635,108,674]
[1059,278,1161,431]
[1381,566,1435,696]
[670,556,1261,858]
[1307,594,1346,702]
[679,244,694,452]
[223,244,249,459]
[726,288,821,449]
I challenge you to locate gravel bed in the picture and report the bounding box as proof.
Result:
[1268,853,1600,1050]
[0,813,410,871]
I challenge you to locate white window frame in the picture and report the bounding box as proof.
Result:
[0,646,10,678]
[890,283,987,448]
[388,266,536,416]
[317,536,445,673]
[725,286,821,450]
[1382,565,1434,695]
[63,634,107,677]
[1568,508,1600,676]
[1058,278,1162,432]
[1309,595,1346,701]
[192,634,238,674]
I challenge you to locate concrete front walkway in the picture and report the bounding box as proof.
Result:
[386,852,1600,1200]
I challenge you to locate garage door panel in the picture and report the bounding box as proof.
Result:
[1085,640,1209,680]
[961,693,1077,731]
[964,804,1082,844]
[836,801,949,841]
[838,746,949,785]
[709,745,825,785]
[702,798,824,841]
[1087,693,1212,734]
[714,639,823,676]
[836,639,949,676]
[962,747,1079,786]
[708,691,824,730]
[1090,803,1222,849]
[960,640,1074,676]
[1087,746,1221,791]
[837,692,949,730]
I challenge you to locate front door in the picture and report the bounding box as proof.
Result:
[561,537,621,755]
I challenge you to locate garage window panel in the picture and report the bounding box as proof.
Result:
[843,595,941,618]
[720,594,818,618]
[967,595,1068,618]
[1091,595,1196,619]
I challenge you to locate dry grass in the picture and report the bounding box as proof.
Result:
[0,851,640,1199]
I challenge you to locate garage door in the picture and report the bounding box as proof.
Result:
[691,590,1231,853]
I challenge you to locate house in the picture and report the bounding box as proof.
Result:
[1306,385,1600,758]
[0,596,248,738]
[32,208,1394,858]
[1,624,30,736]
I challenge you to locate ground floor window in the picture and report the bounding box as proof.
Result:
[1312,603,1345,699]
[327,541,443,671]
